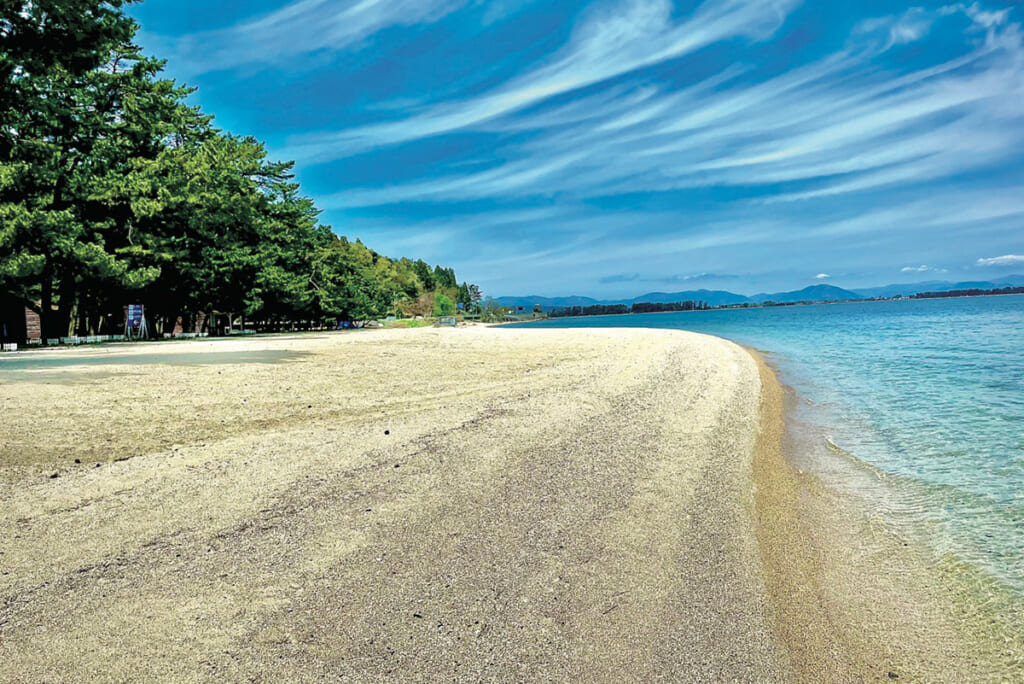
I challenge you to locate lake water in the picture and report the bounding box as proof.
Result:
[509,295,1024,597]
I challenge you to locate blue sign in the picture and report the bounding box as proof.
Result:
[127,304,144,327]
[457,302,465,310]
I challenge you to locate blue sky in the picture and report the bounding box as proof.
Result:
[128,0,1024,297]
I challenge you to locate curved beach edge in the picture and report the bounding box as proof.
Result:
[749,350,1023,682]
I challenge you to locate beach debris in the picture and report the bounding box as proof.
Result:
[74,459,81,464]
[888,672,899,679]
[49,472,59,479]
[384,429,390,435]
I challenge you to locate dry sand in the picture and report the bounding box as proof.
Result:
[0,327,1014,681]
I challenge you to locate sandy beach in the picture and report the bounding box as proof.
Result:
[0,327,1014,681]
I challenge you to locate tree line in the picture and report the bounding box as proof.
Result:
[911,286,1024,300]
[0,0,479,340]
[549,301,707,318]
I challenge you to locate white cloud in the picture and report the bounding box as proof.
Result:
[853,8,936,51]
[976,254,1024,266]
[164,0,467,76]
[943,2,1012,30]
[287,0,801,159]
[901,264,948,273]
[815,273,830,279]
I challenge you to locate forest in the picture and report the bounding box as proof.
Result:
[0,0,479,341]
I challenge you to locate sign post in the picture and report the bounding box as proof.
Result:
[125,304,148,340]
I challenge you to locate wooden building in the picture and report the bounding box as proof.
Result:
[0,295,42,346]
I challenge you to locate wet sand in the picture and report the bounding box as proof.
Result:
[752,356,1022,682]
[0,327,1012,681]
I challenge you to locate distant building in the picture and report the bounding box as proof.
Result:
[0,295,41,346]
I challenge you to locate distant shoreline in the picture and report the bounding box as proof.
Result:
[499,290,1024,322]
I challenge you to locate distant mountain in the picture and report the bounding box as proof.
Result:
[855,275,1024,298]
[990,274,1024,286]
[495,289,748,311]
[853,281,956,298]
[750,284,864,304]
[495,275,1024,312]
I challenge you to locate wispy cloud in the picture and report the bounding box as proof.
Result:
[976,254,1024,266]
[815,273,830,279]
[479,0,543,25]
[658,272,741,283]
[287,0,801,160]
[162,0,467,76]
[599,271,741,285]
[853,7,936,50]
[901,264,947,273]
[319,2,1023,210]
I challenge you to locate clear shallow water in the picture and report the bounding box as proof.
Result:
[511,296,1024,594]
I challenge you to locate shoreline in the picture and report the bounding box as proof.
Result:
[749,350,1022,680]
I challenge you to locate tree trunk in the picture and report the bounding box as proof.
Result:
[40,269,56,342]
[56,276,76,337]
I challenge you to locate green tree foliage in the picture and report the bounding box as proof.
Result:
[412,259,435,291]
[2,1,176,336]
[0,1,477,339]
[433,265,456,289]
[311,237,391,323]
[433,293,455,317]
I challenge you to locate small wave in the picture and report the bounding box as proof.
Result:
[825,436,888,480]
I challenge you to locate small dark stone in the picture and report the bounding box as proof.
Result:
[49,472,59,479]
[888,673,899,679]
[74,459,81,464]
[307,405,312,409]
[95,463,101,468]
[394,464,400,468]
[384,430,390,435]
[413,613,423,619]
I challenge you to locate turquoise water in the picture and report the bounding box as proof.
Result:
[510,295,1024,594]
